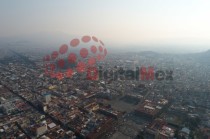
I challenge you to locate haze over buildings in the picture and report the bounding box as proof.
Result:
[1,0,210,53]
[1,1,210,139]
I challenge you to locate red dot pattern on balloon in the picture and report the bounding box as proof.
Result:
[91,45,97,54]
[99,46,103,52]
[58,59,65,68]
[65,68,73,78]
[100,55,105,60]
[88,57,96,66]
[92,36,98,42]
[43,35,108,80]
[50,63,56,71]
[59,44,68,54]
[80,48,88,58]
[97,54,102,61]
[87,67,98,80]
[82,36,91,43]
[99,40,104,46]
[104,48,107,56]
[76,61,86,73]
[68,53,77,63]
[70,39,80,47]
[45,64,50,74]
[56,72,64,80]
[51,51,59,60]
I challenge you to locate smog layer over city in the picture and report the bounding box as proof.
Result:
[0,1,210,139]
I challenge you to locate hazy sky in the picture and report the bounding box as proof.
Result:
[1,0,210,52]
